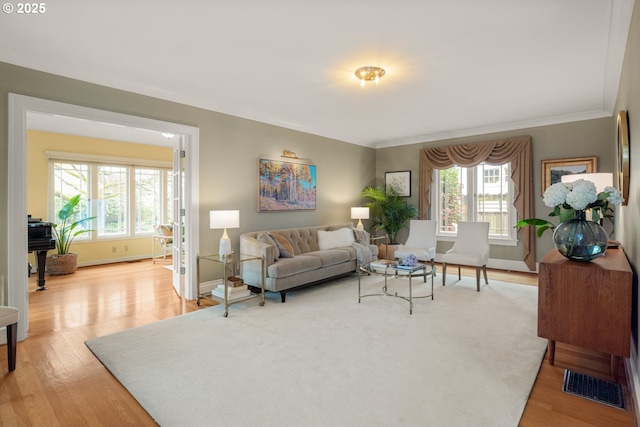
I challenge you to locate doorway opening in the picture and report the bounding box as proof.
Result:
[8,94,200,341]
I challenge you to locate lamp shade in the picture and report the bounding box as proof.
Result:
[351,207,369,231]
[561,173,613,193]
[210,210,240,229]
[210,210,240,257]
[351,207,369,220]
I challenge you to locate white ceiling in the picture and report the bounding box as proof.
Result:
[1,0,635,148]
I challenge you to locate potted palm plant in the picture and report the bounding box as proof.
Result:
[361,183,418,259]
[47,194,95,275]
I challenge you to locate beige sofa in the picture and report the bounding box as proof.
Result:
[240,223,378,302]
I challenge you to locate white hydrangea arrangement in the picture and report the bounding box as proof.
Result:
[516,179,624,237]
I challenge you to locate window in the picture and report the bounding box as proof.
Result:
[51,157,172,241]
[135,168,163,233]
[433,162,517,245]
[484,167,500,184]
[98,165,127,236]
[52,162,92,238]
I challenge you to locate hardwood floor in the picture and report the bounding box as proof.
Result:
[498,269,637,427]
[0,261,635,426]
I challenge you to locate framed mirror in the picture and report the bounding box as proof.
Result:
[617,110,630,206]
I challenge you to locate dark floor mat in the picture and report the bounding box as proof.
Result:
[562,369,625,409]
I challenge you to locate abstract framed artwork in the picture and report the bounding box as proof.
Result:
[385,170,411,197]
[541,156,597,195]
[258,159,316,211]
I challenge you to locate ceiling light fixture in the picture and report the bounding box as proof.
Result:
[355,66,385,87]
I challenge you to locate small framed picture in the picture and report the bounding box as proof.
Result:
[541,156,597,194]
[385,170,411,197]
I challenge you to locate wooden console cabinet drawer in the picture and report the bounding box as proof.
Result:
[538,248,632,380]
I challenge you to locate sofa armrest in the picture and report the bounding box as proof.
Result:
[240,234,273,286]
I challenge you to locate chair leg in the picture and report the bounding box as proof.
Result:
[442,263,447,286]
[7,322,17,372]
[475,267,481,291]
[457,265,461,280]
[483,265,488,284]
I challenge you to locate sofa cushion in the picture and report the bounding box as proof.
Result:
[318,227,355,250]
[271,228,317,254]
[270,232,295,258]
[257,232,279,261]
[305,248,352,267]
[267,256,322,278]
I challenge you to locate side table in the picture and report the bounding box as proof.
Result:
[197,253,265,317]
[538,248,632,381]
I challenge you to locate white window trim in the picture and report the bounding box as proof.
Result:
[432,166,518,247]
[45,150,172,168]
[49,155,172,240]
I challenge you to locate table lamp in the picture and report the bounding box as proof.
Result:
[351,207,369,231]
[210,210,240,257]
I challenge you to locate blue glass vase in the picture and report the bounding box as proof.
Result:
[552,210,608,261]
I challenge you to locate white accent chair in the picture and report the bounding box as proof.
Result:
[0,306,19,371]
[152,224,174,264]
[441,221,490,291]
[394,220,437,273]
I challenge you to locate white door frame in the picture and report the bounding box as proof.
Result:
[172,139,186,296]
[7,94,200,341]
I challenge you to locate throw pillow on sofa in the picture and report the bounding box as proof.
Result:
[270,232,295,258]
[257,232,280,261]
[318,227,355,250]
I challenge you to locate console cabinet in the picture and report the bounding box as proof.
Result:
[538,248,632,380]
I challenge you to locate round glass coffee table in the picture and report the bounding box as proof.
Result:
[358,260,435,315]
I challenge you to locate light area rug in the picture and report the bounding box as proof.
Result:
[86,274,547,427]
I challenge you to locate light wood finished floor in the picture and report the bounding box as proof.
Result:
[0,261,635,426]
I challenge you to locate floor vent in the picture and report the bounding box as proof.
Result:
[562,369,625,410]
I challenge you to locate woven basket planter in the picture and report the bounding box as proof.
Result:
[378,244,401,261]
[47,253,78,276]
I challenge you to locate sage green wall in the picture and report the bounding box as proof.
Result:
[0,61,376,294]
[614,0,640,374]
[376,117,615,265]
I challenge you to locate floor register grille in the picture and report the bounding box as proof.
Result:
[562,369,625,410]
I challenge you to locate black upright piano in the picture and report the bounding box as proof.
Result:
[28,216,56,291]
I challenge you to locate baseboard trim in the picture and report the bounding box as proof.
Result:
[77,255,151,267]
[624,335,640,424]
[199,279,224,295]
